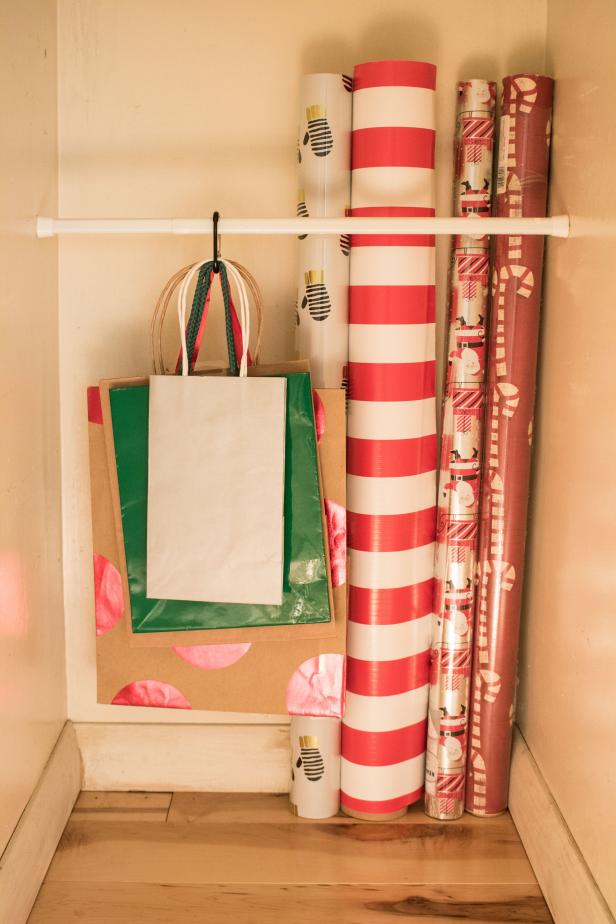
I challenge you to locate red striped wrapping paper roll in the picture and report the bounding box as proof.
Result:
[341,60,437,820]
[425,80,496,821]
[465,75,553,816]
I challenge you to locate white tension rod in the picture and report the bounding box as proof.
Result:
[35,215,570,238]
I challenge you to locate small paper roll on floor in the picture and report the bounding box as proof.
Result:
[290,716,341,819]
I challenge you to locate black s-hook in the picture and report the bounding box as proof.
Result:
[212,211,220,273]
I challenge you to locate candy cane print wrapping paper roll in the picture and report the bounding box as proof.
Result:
[425,80,495,821]
[341,60,437,820]
[296,74,352,388]
[465,75,553,816]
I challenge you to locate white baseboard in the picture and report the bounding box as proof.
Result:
[74,722,291,792]
[0,722,80,924]
[509,727,614,924]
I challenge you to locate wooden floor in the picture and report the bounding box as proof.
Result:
[29,792,553,923]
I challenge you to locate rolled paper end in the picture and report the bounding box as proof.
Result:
[457,79,497,114]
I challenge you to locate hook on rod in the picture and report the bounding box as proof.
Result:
[212,211,220,273]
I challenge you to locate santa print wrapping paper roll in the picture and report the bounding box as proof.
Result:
[296,74,352,388]
[465,75,553,816]
[341,60,437,820]
[425,80,496,821]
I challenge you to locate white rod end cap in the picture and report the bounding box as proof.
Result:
[552,214,570,238]
[36,217,55,238]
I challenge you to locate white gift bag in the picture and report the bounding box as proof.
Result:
[146,259,286,605]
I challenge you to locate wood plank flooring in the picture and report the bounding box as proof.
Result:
[29,792,553,923]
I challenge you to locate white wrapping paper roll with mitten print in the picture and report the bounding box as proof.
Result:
[290,715,341,819]
[296,73,352,388]
[297,235,351,389]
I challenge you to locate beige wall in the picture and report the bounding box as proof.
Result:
[57,0,547,723]
[0,1,67,853]
[2,0,613,901]
[517,0,616,913]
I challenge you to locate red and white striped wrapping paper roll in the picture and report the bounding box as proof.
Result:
[341,60,437,820]
[425,80,496,821]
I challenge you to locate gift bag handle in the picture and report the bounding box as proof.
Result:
[179,259,251,377]
[151,260,264,375]
[183,263,222,371]
[180,262,245,375]
[179,261,238,375]
[224,261,251,377]
[189,261,264,374]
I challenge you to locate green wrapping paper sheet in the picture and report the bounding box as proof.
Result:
[110,372,332,632]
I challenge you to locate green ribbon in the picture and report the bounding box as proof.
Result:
[181,260,239,377]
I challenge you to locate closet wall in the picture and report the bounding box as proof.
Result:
[0,0,66,854]
[57,0,547,723]
[517,0,616,913]
[2,0,613,912]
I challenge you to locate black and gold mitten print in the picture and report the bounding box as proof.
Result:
[303,105,334,157]
[302,270,331,321]
[296,735,325,782]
